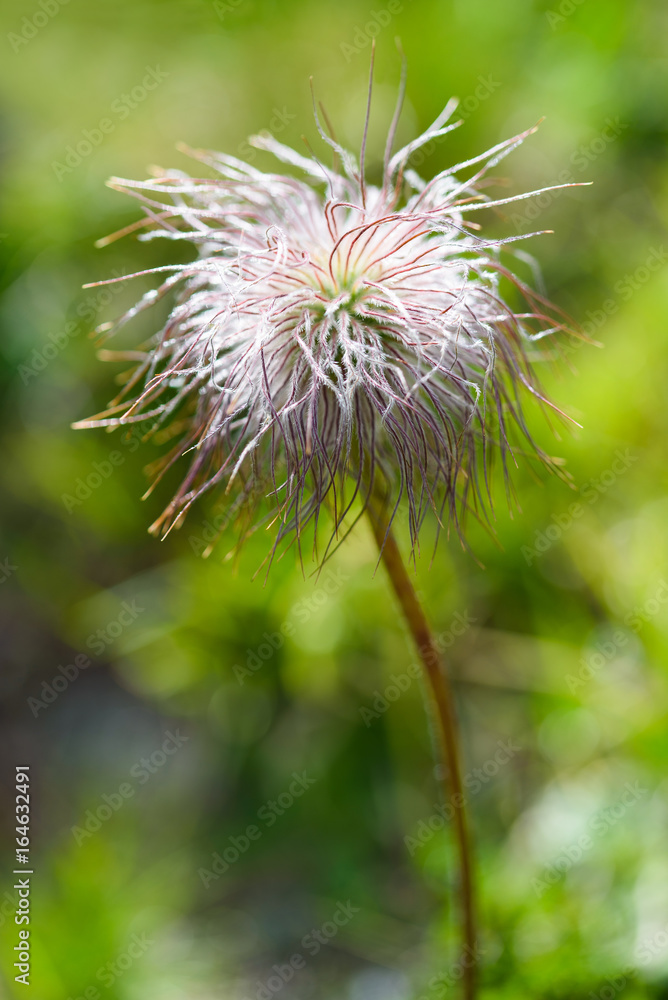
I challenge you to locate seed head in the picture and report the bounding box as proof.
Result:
[76,63,579,564]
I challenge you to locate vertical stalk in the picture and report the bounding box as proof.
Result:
[367,503,477,1000]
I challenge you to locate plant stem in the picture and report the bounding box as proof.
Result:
[366,503,477,1000]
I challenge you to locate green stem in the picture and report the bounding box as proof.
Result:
[367,502,477,1000]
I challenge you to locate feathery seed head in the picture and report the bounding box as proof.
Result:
[76,64,579,563]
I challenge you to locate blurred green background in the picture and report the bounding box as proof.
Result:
[1,0,667,997]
